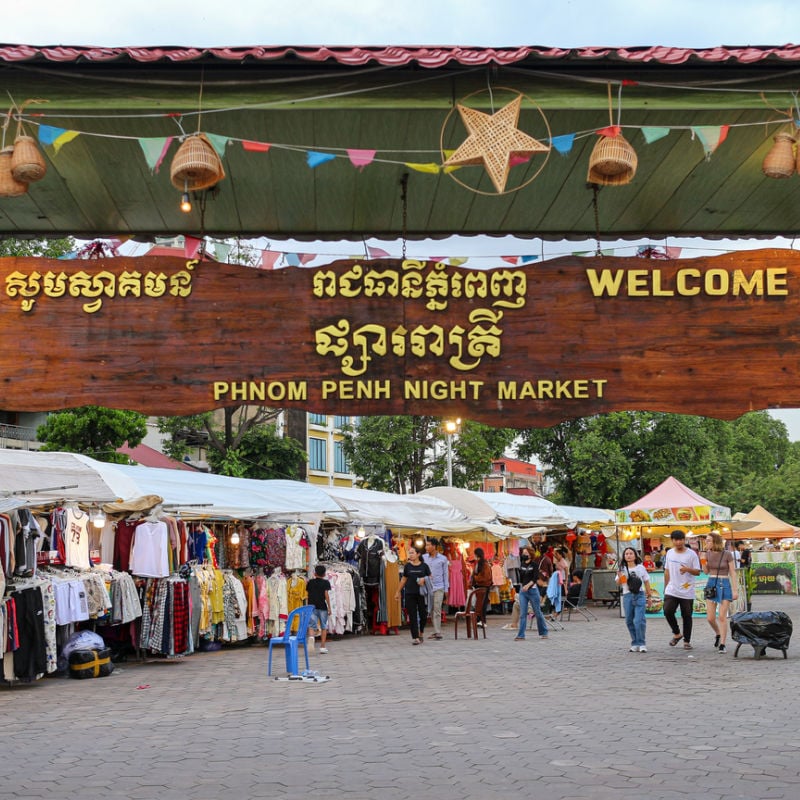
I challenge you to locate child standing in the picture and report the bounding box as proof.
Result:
[306,564,332,654]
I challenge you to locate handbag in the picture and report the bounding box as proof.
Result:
[626,566,643,595]
[703,551,724,600]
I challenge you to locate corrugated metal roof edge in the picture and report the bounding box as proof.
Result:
[1,44,800,68]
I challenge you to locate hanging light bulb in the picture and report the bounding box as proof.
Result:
[356,525,366,538]
[230,530,240,545]
[180,179,192,213]
[91,508,106,529]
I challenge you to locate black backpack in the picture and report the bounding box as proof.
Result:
[627,567,643,595]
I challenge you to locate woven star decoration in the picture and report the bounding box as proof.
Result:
[443,95,549,193]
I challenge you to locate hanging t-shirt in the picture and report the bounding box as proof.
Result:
[284,525,307,571]
[129,520,170,578]
[63,507,91,569]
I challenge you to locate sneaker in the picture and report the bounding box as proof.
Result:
[539,635,549,640]
[713,634,721,649]
[629,646,639,652]
[718,644,727,654]
[476,621,485,628]
[308,635,315,649]
[501,624,515,631]
[319,647,328,654]
[639,646,647,653]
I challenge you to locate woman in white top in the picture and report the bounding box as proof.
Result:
[615,547,651,653]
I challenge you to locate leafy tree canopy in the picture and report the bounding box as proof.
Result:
[516,410,790,516]
[207,423,307,480]
[0,237,75,258]
[341,415,516,493]
[36,406,147,464]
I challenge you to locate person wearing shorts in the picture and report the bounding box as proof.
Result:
[306,564,332,654]
[703,532,738,654]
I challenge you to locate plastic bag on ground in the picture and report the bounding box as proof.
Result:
[730,611,792,650]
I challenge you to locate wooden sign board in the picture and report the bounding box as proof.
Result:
[1,249,799,428]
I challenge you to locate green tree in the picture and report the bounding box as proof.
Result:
[157,406,281,462]
[0,237,75,258]
[341,415,516,493]
[517,411,789,510]
[36,406,147,464]
[158,409,307,479]
[206,422,307,480]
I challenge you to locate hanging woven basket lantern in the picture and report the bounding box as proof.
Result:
[170,133,225,191]
[587,133,638,186]
[0,147,28,197]
[11,134,47,183]
[762,132,796,179]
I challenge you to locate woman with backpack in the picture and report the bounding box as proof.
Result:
[616,547,651,653]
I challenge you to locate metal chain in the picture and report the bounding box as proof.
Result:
[400,173,409,260]
[593,184,602,257]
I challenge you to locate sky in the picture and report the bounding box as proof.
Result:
[1,0,796,49]
[6,1,800,438]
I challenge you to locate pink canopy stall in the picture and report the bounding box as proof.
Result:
[615,476,730,528]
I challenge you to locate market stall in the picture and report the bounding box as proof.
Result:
[615,476,733,617]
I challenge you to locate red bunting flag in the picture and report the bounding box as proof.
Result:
[260,251,281,270]
[596,125,622,137]
[242,140,271,153]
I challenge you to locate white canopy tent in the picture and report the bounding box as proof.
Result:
[111,464,343,520]
[555,505,614,526]
[320,485,512,539]
[469,491,573,529]
[0,449,143,509]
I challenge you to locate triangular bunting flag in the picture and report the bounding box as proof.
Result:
[367,246,390,258]
[299,254,316,265]
[184,236,204,259]
[501,256,520,265]
[405,162,440,174]
[448,257,468,266]
[138,137,174,173]
[307,151,336,168]
[509,154,531,167]
[214,242,231,263]
[641,127,670,144]
[38,125,80,154]
[242,140,271,152]
[520,255,539,264]
[347,149,376,169]
[285,253,301,267]
[692,125,729,159]
[550,134,575,155]
[260,251,281,270]
[204,133,229,158]
[596,125,621,138]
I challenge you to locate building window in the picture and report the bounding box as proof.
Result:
[334,441,349,474]
[309,413,327,426]
[333,415,349,430]
[309,437,327,471]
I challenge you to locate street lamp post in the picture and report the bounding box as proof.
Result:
[443,418,461,486]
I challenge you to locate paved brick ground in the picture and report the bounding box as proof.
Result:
[2,594,798,799]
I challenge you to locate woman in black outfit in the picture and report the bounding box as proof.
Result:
[395,545,431,645]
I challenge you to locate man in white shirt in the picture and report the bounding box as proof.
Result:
[663,529,701,650]
[423,540,449,640]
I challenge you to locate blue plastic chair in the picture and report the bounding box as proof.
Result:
[267,605,315,676]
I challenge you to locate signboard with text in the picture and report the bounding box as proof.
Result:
[2,248,800,426]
